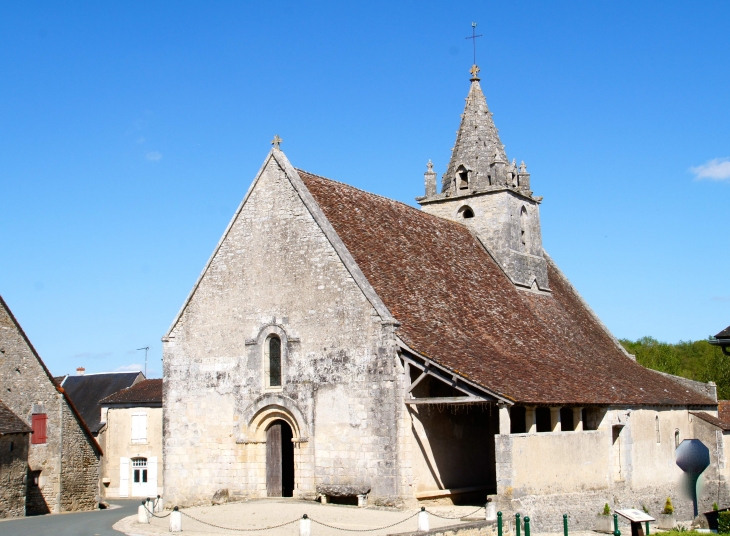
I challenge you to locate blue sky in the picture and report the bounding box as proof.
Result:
[1,2,728,378]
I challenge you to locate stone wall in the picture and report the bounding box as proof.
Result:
[420,190,548,290]
[0,298,100,514]
[0,433,29,517]
[163,155,403,506]
[492,407,715,531]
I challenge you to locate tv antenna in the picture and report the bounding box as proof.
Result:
[137,346,150,377]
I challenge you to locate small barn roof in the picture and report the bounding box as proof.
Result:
[0,399,32,434]
[299,170,714,407]
[100,378,162,406]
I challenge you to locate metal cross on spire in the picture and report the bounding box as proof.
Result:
[465,22,483,69]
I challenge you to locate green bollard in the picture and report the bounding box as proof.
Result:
[613,513,621,536]
[498,512,503,536]
[524,516,531,536]
[563,514,568,536]
[645,521,649,536]
[516,513,521,536]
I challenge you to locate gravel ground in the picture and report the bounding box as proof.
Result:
[114,499,496,536]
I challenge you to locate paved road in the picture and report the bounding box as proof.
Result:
[0,499,140,536]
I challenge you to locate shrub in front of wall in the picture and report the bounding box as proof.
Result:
[663,498,674,515]
[718,511,730,534]
[601,503,611,516]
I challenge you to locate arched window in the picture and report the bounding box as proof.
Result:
[458,205,475,219]
[265,336,282,388]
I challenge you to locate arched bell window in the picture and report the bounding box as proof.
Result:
[265,335,282,388]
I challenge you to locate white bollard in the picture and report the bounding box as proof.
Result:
[170,507,182,532]
[156,496,164,513]
[320,494,328,505]
[300,514,311,536]
[486,502,497,521]
[418,508,429,532]
[357,494,367,508]
[138,503,149,524]
[146,497,154,514]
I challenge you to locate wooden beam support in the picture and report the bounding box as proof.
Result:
[408,364,430,393]
[404,396,488,405]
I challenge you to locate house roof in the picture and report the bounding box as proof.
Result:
[299,170,714,407]
[719,400,730,422]
[0,399,32,434]
[62,372,142,433]
[691,410,730,431]
[715,326,730,340]
[0,295,102,454]
[100,379,162,405]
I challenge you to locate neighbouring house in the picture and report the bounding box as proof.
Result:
[161,64,719,529]
[98,379,163,498]
[710,325,730,356]
[0,399,32,518]
[0,295,102,514]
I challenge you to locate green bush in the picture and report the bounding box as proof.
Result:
[663,497,674,515]
[715,502,720,512]
[718,511,730,534]
[601,503,611,516]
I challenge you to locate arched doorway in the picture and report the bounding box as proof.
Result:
[266,419,294,497]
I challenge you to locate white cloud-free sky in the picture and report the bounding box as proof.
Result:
[0,2,728,377]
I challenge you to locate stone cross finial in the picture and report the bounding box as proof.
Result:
[427,160,434,172]
[520,161,527,173]
[271,135,282,149]
[470,64,481,81]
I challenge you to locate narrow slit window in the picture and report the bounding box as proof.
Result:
[655,415,660,443]
[267,336,282,388]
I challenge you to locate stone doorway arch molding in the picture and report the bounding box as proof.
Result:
[236,393,310,444]
[235,393,314,499]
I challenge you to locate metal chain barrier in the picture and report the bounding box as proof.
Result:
[180,510,301,532]
[144,505,172,518]
[428,506,484,520]
[308,511,420,532]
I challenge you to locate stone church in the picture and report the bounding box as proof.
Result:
[163,65,721,528]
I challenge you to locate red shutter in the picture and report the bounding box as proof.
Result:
[31,414,47,444]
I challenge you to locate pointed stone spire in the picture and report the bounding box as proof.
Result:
[441,67,508,193]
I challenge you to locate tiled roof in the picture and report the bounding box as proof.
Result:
[299,170,714,407]
[691,411,730,431]
[716,326,730,339]
[61,372,142,433]
[100,379,162,405]
[0,399,31,434]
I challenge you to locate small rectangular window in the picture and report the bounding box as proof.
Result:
[131,413,147,443]
[31,413,47,444]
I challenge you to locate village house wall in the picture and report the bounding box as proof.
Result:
[0,433,29,517]
[0,299,100,514]
[99,406,163,498]
[163,157,404,506]
[493,407,708,531]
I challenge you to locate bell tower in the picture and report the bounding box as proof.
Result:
[417,65,549,291]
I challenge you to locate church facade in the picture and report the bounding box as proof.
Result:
[162,66,720,529]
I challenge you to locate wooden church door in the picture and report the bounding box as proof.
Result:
[266,422,282,496]
[266,420,295,497]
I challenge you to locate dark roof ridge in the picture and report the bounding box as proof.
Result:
[295,168,482,235]
[0,295,103,454]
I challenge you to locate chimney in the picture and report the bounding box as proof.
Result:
[76,367,85,376]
